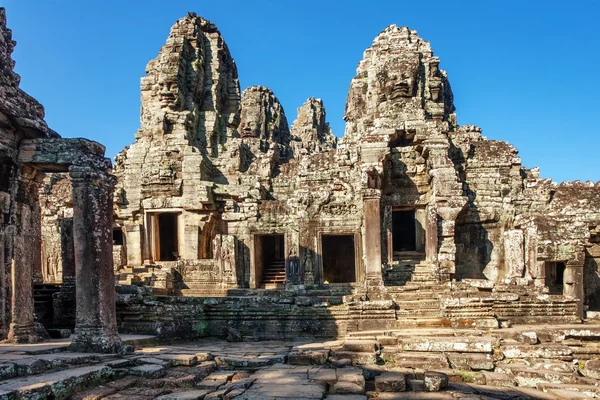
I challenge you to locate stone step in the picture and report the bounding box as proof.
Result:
[495,364,583,387]
[214,354,285,368]
[329,350,377,365]
[501,344,574,360]
[0,352,116,381]
[379,350,449,369]
[0,364,116,398]
[538,383,600,396]
[395,336,497,353]
[342,339,378,352]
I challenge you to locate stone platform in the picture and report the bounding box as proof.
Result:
[1,325,600,398]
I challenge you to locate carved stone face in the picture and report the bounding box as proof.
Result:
[378,59,419,103]
[158,78,183,110]
[239,100,263,138]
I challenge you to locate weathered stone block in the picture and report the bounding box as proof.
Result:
[375,372,406,392]
[424,371,448,392]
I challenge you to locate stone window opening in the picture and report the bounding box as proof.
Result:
[392,208,426,259]
[388,129,415,148]
[0,157,12,192]
[545,261,566,294]
[112,227,124,246]
[322,234,356,284]
[156,212,179,262]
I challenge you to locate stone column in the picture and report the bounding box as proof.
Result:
[363,194,384,288]
[0,227,6,338]
[60,217,75,292]
[68,166,123,353]
[564,251,585,320]
[53,217,76,330]
[7,165,43,343]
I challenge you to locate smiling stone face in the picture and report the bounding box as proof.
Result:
[378,59,419,103]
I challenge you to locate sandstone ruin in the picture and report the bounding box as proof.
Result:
[2,8,600,399]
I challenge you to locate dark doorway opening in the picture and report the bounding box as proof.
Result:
[322,235,356,283]
[257,234,285,286]
[392,209,425,254]
[158,213,179,261]
[545,261,566,294]
[113,228,124,246]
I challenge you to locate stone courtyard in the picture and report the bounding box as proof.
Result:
[5,325,600,398]
[1,5,600,400]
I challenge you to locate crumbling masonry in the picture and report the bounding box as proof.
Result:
[3,11,600,345]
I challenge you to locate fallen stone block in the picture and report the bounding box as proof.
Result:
[446,353,494,371]
[501,344,573,360]
[287,349,329,365]
[329,381,364,395]
[424,371,448,392]
[343,339,378,352]
[375,371,406,392]
[406,379,425,392]
[510,367,581,387]
[481,371,517,387]
[336,367,366,389]
[397,336,496,353]
[310,368,337,385]
[582,359,600,379]
[330,351,376,365]
[380,350,449,369]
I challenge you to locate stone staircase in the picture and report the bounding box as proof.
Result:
[410,261,442,283]
[116,266,162,285]
[260,258,286,288]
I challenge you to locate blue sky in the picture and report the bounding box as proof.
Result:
[2,0,599,182]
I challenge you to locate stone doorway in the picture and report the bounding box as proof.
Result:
[156,213,179,262]
[392,209,425,255]
[256,234,286,286]
[545,261,566,294]
[322,235,356,283]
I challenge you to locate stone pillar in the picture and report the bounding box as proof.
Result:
[60,217,75,292]
[124,225,142,267]
[53,217,76,330]
[564,251,585,320]
[504,229,525,282]
[0,227,6,338]
[363,196,384,288]
[7,166,43,343]
[425,204,439,262]
[68,166,122,353]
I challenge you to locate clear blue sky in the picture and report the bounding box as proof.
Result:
[2,0,599,182]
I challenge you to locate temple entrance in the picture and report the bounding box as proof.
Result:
[545,261,565,294]
[322,235,356,283]
[256,234,285,286]
[157,213,179,261]
[392,208,425,255]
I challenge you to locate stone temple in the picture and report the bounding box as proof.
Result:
[3,8,600,399]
